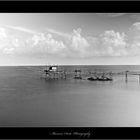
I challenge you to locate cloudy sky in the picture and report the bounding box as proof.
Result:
[1,13,140,65]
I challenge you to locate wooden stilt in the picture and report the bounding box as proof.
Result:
[125,71,128,83]
[64,71,66,79]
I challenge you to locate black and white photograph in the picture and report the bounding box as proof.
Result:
[1,1,140,138]
[0,12,140,126]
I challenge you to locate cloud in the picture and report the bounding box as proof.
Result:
[28,32,67,56]
[0,28,7,39]
[126,22,140,56]
[2,23,140,58]
[99,30,127,56]
[29,28,91,58]
[132,22,140,30]
[68,28,89,57]
[46,28,71,38]
[44,33,66,54]
[4,25,37,34]
[3,47,15,54]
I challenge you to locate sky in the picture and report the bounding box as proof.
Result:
[1,13,140,65]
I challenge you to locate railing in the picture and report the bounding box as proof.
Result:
[40,68,140,83]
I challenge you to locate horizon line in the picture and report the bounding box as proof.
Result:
[0,64,140,66]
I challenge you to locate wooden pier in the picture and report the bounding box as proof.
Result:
[40,66,140,83]
[41,66,67,79]
[126,71,140,83]
[41,66,113,81]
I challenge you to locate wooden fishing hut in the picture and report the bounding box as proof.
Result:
[42,65,66,79]
[74,69,82,79]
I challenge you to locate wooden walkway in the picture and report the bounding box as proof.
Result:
[40,66,140,83]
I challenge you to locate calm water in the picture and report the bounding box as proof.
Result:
[0,65,140,126]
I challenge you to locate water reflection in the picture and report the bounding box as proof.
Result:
[1,66,140,126]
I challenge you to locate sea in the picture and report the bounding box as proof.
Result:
[0,65,140,127]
